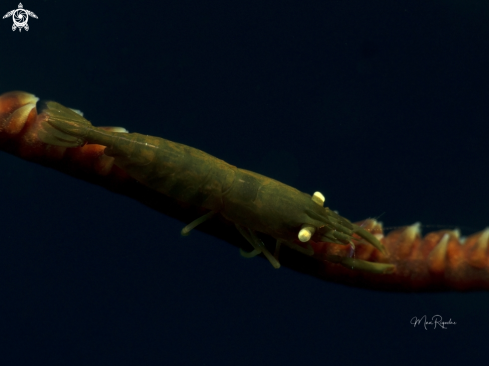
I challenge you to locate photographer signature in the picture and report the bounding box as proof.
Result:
[410,315,456,330]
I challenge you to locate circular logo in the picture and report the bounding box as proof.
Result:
[12,9,28,28]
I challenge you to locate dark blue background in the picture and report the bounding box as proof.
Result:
[1,1,488,365]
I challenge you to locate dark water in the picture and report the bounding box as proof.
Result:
[1,1,488,365]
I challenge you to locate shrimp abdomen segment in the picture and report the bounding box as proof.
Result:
[38,101,236,211]
[104,133,237,211]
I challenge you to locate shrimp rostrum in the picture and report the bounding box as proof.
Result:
[35,100,389,272]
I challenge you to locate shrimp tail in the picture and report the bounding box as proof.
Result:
[37,101,93,147]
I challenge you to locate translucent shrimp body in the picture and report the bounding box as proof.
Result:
[36,100,385,270]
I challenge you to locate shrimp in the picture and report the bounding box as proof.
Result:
[35,99,388,272]
[3,90,489,291]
